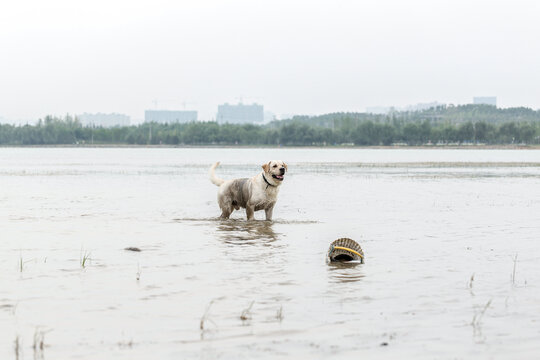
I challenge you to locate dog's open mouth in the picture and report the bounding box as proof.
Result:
[272,174,284,181]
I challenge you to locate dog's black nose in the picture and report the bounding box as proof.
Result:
[279,167,285,175]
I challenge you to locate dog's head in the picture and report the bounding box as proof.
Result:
[262,160,288,185]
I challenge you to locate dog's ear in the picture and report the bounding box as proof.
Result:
[262,162,270,173]
[283,162,288,171]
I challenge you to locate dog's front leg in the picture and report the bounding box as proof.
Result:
[265,206,274,221]
[246,206,255,220]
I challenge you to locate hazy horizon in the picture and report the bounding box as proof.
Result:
[1,0,539,123]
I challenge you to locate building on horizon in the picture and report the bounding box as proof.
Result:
[78,113,130,127]
[144,110,197,123]
[366,102,445,114]
[217,103,264,124]
[404,102,446,112]
[473,97,497,107]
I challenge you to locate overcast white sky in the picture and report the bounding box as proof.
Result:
[1,0,539,123]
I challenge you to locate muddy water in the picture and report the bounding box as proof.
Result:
[1,148,539,359]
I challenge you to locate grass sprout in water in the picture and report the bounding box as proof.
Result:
[200,300,214,331]
[240,301,255,322]
[80,250,91,269]
[33,327,48,360]
[468,273,475,296]
[471,299,492,338]
[199,298,223,340]
[14,335,21,360]
[512,254,518,285]
[276,305,283,322]
[18,254,34,273]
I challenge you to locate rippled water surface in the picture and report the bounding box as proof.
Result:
[1,148,539,359]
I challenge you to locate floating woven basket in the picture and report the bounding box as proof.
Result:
[327,238,364,263]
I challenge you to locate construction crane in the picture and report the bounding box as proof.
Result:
[235,96,262,105]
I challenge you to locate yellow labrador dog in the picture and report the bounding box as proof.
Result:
[209,160,287,220]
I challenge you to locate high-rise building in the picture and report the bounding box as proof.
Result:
[473,97,497,107]
[78,113,130,127]
[144,110,197,123]
[217,103,264,124]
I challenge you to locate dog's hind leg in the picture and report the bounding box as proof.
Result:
[219,202,233,219]
[218,193,233,219]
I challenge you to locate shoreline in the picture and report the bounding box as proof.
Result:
[0,144,539,150]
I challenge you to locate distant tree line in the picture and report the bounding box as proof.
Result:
[0,109,539,146]
[281,104,540,128]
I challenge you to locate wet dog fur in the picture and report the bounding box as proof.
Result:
[209,160,287,220]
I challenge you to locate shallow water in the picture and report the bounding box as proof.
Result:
[1,148,539,359]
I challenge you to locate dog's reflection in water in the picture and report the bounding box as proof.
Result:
[216,219,279,245]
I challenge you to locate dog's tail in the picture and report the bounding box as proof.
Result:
[209,162,225,186]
